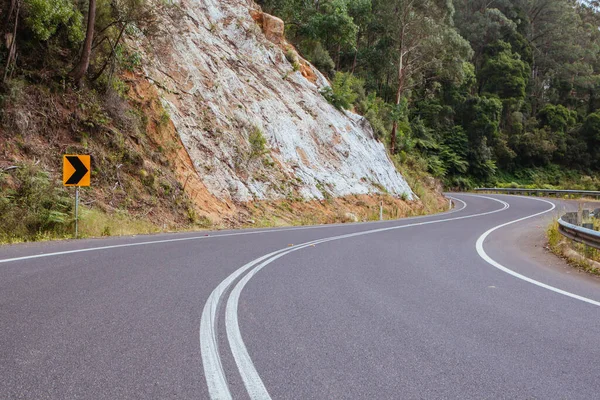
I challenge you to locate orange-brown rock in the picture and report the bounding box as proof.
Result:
[262,13,285,44]
[300,61,317,84]
[249,10,263,26]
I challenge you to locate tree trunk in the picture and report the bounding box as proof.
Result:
[2,0,19,83]
[72,0,96,86]
[4,0,16,28]
[390,32,406,155]
[91,22,126,82]
[390,85,404,153]
[351,51,357,74]
[351,29,361,75]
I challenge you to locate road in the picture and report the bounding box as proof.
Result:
[1,194,600,399]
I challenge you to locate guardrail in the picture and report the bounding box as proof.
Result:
[474,188,600,198]
[558,213,600,250]
[474,188,600,249]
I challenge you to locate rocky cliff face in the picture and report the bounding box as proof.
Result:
[133,0,413,203]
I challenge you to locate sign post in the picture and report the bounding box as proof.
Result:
[63,155,91,238]
[75,186,80,238]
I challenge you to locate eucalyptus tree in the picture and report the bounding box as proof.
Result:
[373,0,472,153]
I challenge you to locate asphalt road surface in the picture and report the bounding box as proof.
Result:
[2,194,600,399]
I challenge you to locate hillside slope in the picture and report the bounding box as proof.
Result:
[133,0,413,203]
[0,0,447,242]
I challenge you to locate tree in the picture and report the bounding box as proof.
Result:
[479,41,529,102]
[72,0,96,86]
[347,0,372,73]
[453,0,517,71]
[374,0,471,153]
[582,111,600,167]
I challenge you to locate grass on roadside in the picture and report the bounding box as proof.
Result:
[0,162,164,244]
[547,219,600,275]
[78,207,161,238]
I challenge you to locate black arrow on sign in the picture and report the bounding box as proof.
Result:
[65,156,89,185]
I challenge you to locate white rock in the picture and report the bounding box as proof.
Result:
[134,0,414,202]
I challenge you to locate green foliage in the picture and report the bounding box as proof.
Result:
[303,0,357,58]
[0,163,73,242]
[511,128,557,167]
[249,126,268,158]
[23,0,84,43]
[302,41,335,76]
[357,92,393,140]
[284,48,301,71]
[116,46,143,72]
[538,104,577,133]
[321,72,364,110]
[3,0,156,88]
[583,112,600,144]
[480,41,529,102]
[582,112,600,168]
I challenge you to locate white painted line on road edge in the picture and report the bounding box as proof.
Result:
[208,195,509,399]
[0,196,466,265]
[475,196,600,307]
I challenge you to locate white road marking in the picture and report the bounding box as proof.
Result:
[0,197,468,265]
[200,247,313,400]
[210,195,510,399]
[475,195,600,307]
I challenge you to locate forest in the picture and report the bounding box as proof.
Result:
[1,0,600,190]
[258,0,600,189]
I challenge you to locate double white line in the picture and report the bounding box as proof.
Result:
[200,196,515,399]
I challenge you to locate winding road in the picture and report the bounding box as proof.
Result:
[2,194,600,399]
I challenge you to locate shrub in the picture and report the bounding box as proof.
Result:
[304,41,335,76]
[23,0,84,43]
[249,126,268,158]
[357,92,393,140]
[285,48,301,71]
[0,163,73,242]
[320,72,364,110]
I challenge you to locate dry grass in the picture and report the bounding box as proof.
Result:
[78,207,161,237]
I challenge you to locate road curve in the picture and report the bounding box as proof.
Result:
[1,194,599,399]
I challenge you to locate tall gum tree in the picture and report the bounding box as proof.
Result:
[375,0,472,153]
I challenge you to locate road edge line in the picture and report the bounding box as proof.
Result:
[219,195,510,399]
[475,196,600,307]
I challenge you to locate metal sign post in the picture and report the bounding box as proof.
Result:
[75,186,80,238]
[63,155,91,239]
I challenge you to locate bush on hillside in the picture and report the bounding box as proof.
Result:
[304,41,335,76]
[23,0,84,43]
[320,71,364,110]
[249,126,268,158]
[0,163,73,242]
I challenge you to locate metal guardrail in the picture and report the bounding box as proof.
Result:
[558,213,600,250]
[474,187,600,249]
[474,188,600,197]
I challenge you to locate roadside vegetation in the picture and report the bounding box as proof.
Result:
[547,219,600,275]
[6,0,600,243]
[258,0,600,190]
[0,0,221,243]
[0,0,449,244]
[0,163,162,243]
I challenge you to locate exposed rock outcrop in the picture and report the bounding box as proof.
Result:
[260,12,286,44]
[133,0,414,203]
